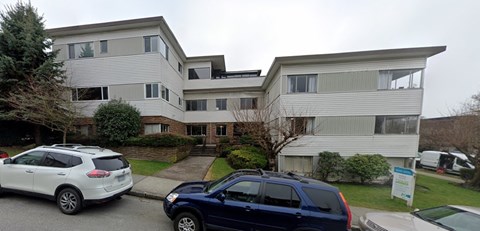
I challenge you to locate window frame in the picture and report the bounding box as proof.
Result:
[186,100,207,111]
[287,74,318,94]
[216,99,227,110]
[72,86,109,101]
[144,35,169,60]
[161,85,170,101]
[188,67,211,80]
[144,123,170,135]
[68,42,95,59]
[100,40,108,54]
[145,83,160,99]
[178,62,183,74]
[240,98,258,110]
[375,115,419,135]
[224,180,261,204]
[216,124,227,136]
[262,182,302,208]
[186,125,208,136]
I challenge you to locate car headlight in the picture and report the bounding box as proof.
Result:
[166,193,179,203]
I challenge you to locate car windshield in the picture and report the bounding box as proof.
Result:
[204,170,260,193]
[413,206,480,231]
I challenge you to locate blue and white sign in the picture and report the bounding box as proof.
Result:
[391,167,416,207]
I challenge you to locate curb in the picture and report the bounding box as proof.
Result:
[127,190,165,201]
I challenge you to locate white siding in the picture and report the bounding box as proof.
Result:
[184,77,265,91]
[184,111,235,123]
[265,70,281,105]
[280,89,423,117]
[53,27,160,46]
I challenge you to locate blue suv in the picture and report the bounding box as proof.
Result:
[163,169,352,231]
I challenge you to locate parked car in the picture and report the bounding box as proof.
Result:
[163,169,352,231]
[359,205,480,231]
[0,144,133,215]
[420,150,475,174]
[0,150,8,159]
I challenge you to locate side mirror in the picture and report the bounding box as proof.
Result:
[216,192,226,202]
[3,158,12,165]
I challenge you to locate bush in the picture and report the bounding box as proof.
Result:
[239,135,256,145]
[227,146,267,169]
[315,151,345,182]
[125,133,195,147]
[93,99,142,145]
[460,168,475,182]
[344,154,391,184]
[219,136,230,144]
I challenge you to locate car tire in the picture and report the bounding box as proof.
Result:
[174,212,202,231]
[57,188,82,215]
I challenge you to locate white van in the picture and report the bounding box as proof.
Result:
[420,151,475,174]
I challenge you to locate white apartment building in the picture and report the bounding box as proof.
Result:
[47,16,446,173]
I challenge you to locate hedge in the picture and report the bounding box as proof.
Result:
[227,146,267,169]
[125,133,195,147]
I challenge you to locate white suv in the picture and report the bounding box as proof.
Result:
[0,144,133,215]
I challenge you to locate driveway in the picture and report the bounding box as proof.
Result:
[153,156,215,181]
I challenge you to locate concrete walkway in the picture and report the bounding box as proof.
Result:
[153,156,215,181]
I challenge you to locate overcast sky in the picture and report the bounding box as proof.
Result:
[2,0,479,118]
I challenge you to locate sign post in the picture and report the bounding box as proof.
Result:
[391,167,416,207]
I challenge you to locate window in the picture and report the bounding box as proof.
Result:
[287,74,317,93]
[216,125,227,136]
[303,188,342,214]
[72,87,108,101]
[144,35,168,59]
[240,98,257,109]
[284,156,313,173]
[13,151,45,166]
[375,115,419,134]
[76,125,91,136]
[216,99,227,110]
[161,86,170,101]
[225,181,260,203]
[178,97,183,106]
[145,83,159,98]
[186,100,207,111]
[187,125,207,136]
[144,124,170,134]
[178,63,183,74]
[68,42,94,59]
[100,40,108,53]
[188,67,211,80]
[92,156,130,171]
[288,117,315,135]
[378,69,423,90]
[263,183,301,208]
[43,153,72,168]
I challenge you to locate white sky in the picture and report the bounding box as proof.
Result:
[2,0,479,118]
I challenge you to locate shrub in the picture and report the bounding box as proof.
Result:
[227,146,267,169]
[239,135,256,145]
[93,99,142,145]
[124,133,195,147]
[315,151,345,182]
[344,154,391,184]
[460,168,475,183]
[219,136,230,144]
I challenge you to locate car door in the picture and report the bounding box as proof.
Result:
[256,182,308,231]
[33,152,74,196]
[206,180,261,230]
[0,151,45,192]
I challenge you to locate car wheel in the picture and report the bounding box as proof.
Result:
[174,212,201,231]
[57,188,82,215]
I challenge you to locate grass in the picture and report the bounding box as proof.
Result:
[209,158,235,180]
[333,174,480,212]
[127,159,172,176]
[0,146,25,156]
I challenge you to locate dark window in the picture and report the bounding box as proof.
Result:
[13,151,45,166]
[240,98,257,109]
[43,153,71,168]
[216,125,227,136]
[186,125,207,136]
[92,156,130,171]
[188,68,211,80]
[73,87,108,101]
[68,42,94,59]
[375,115,418,134]
[287,75,317,93]
[263,183,301,208]
[68,44,75,59]
[178,63,183,74]
[146,84,159,98]
[225,181,260,203]
[216,99,227,110]
[161,86,170,101]
[303,188,342,214]
[100,40,108,53]
[71,156,83,167]
[186,100,207,111]
[288,117,315,135]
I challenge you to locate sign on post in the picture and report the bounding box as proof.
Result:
[391,167,416,207]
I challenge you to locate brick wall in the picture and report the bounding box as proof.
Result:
[142,116,186,135]
[112,145,192,163]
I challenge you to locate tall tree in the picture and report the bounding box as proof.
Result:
[0,2,66,144]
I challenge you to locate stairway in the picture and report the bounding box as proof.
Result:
[189,144,217,157]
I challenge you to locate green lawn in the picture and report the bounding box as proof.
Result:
[209,158,235,180]
[334,174,480,212]
[127,159,172,176]
[0,146,25,156]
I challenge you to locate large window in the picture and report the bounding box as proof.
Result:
[186,100,207,111]
[240,98,257,109]
[145,83,159,98]
[284,156,313,173]
[263,183,301,208]
[216,99,227,110]
[216,125,227,136]
[187,125,207,136]
[72,87,108,101]
[287,74,317,93]
[288,117,315,135]
[68,42,94,59]
[144,35,168,59]
[225,181,260,203]
[188,68,211,80]
[378,69,423,90]
[144,124,170,134]
[375,115,419,134]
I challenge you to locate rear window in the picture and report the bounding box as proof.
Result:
[303,187,342,215]
[92,156,129,171]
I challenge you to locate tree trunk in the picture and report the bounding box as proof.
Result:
[469,164,480,188]
[63,129,67,144]
[34,125,42,145]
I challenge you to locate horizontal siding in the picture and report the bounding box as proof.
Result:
[184,111,235,123]
[316,116,375,135]
[318,71,377,93]
[281,58,426,75]
[110,84,144,101]
[184,78,265,90]
[53,27,160,46]
[280,135,419,158]
[280,89,423,117]
[184,91,264,100]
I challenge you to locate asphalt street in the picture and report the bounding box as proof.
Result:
[0,194,173,231]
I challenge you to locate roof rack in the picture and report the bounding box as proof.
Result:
[72,146,105,152]
[51,143,83,148]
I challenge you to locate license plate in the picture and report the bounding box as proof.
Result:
[117,175,125,182]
